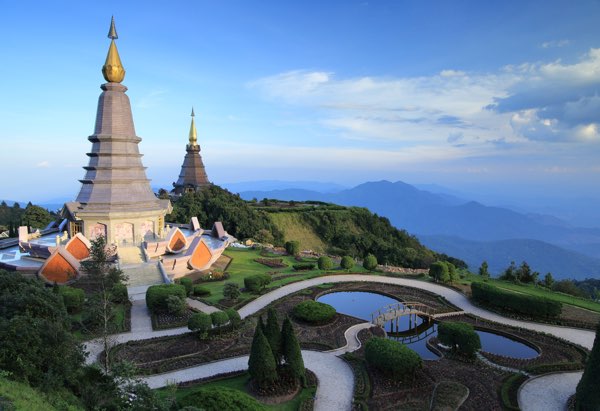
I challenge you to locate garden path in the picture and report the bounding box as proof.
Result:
[84,274,595,410]
[518,371,583,411]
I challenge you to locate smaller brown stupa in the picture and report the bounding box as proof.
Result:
[172,109,210,195]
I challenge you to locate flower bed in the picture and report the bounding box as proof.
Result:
[253,258,287,268]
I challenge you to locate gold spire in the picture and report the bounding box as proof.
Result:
[102,17,126,83]
[189,108,198,145]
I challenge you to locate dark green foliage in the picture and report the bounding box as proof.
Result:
[223,282,241,300]
[281,316,305,385]
[187,312,212,337]
[248,323,277,389]
[429,261,450,283]
[363,253,378,271]
[165,294,186,315]
[471,282,562,319]
[145,284,187,313]
[21,204,54,230]
[438,322,481,357]
[553,280,587,298]
[575,321,600,410]
[340,255,354,271]
[58,286,84,313]
[365,337,422,380]
[177,277,193,296]
[169,185,283,243]
[285,240,300,256]
[499,261,518,282]
[292,262,316,271]
[478,261,490,278]
[110,283,128,303]
[296,207,451,268]
[224,308,241,328]
[264,308,282,364]
[244,274,271,293]
[192,285,211,297]
[178,387,266,411]
[0,270,84,390]
[210,311,229,328]
[543,272,555,288]
[292,300,336,324]
[317,256,334,270]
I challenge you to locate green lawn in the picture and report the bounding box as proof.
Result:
[467,274,600,313]
[196,248,368,307]
[156,372,316,411]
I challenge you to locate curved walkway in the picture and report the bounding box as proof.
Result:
[518,371,583,411]
[85,274,596,411]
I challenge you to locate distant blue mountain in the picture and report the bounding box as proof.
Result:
[223,180,346,194]
[239,180,600,279]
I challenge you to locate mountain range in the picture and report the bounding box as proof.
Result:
[238,180,600,280]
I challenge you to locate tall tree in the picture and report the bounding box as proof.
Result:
[281,316,306,386]
[264,308,282,365]
[575,321,600,410]
[248,322,277,389]
[478,261,490,279]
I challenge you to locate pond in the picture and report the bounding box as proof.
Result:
[317,291,538,360]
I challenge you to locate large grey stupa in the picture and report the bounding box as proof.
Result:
[63,17,171,245]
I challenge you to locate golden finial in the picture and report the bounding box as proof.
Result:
[189,108,198,145]
[102,17,126,83]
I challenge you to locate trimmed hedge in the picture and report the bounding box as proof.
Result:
[224,308,241,328]
[178,387,265,411]
[244,274,271,293]
[145,284,187,312]
[292,300,336,324]
[211,311,229,328]
[293,263,316,271]
[59,286,84,313]
[438,321,481,357]
[365,337,422,380]
[188,312,212,335]
[192,285,211,297]
[317,256,334,270]
[471,282,562,319]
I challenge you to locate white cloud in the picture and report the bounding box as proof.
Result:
[36,160,50,168]
[541,39,570,49]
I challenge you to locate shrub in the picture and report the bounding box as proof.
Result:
[224,308,241,328]
[177,277,193,296]
[285,240,300,256]
[365,337,422,380]
[192,285,211,297]
[282,316,306,385]
[471,282,562,319]
[363,254,378,271]
[429,261,450,283]
[317,256,333,270]
[178,387,265,411]
[210,311,229,328]
[438,322,481,357]
[165,295,187,316]
[187,312,212,337]
[575,321,600,409]
[292,300,336,324]
[340,255,355,271]
[197,270,230,282]
[244,274,271,293]
[59,286,85,313]
[146,284,187,312]
[110,283,128,304]
[248,324,277,389]
[223,283,241,301]
[293,263,316,271]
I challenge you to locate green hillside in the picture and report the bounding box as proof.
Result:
[0,377,62,411]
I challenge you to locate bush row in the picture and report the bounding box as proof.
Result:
[471,282,562,319]
[146,284,187,313]
[292,263,316,271]
[244,274,271,293]
[365,337,422,380]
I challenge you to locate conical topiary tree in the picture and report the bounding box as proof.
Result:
[264,308,282,365]
[575,321,600,410]
[248,321,277,389]
[281,316,306,386]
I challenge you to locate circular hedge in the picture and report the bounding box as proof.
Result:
[365,337,422,380]
[292,300,336,324]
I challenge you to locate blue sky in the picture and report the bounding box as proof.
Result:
[1,0,600,204]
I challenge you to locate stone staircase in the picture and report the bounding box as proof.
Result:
[118,246,145,264]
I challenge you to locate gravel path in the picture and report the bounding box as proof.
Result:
[186,298,221,314]
[518,371,583,411]
[142,350,354,411]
